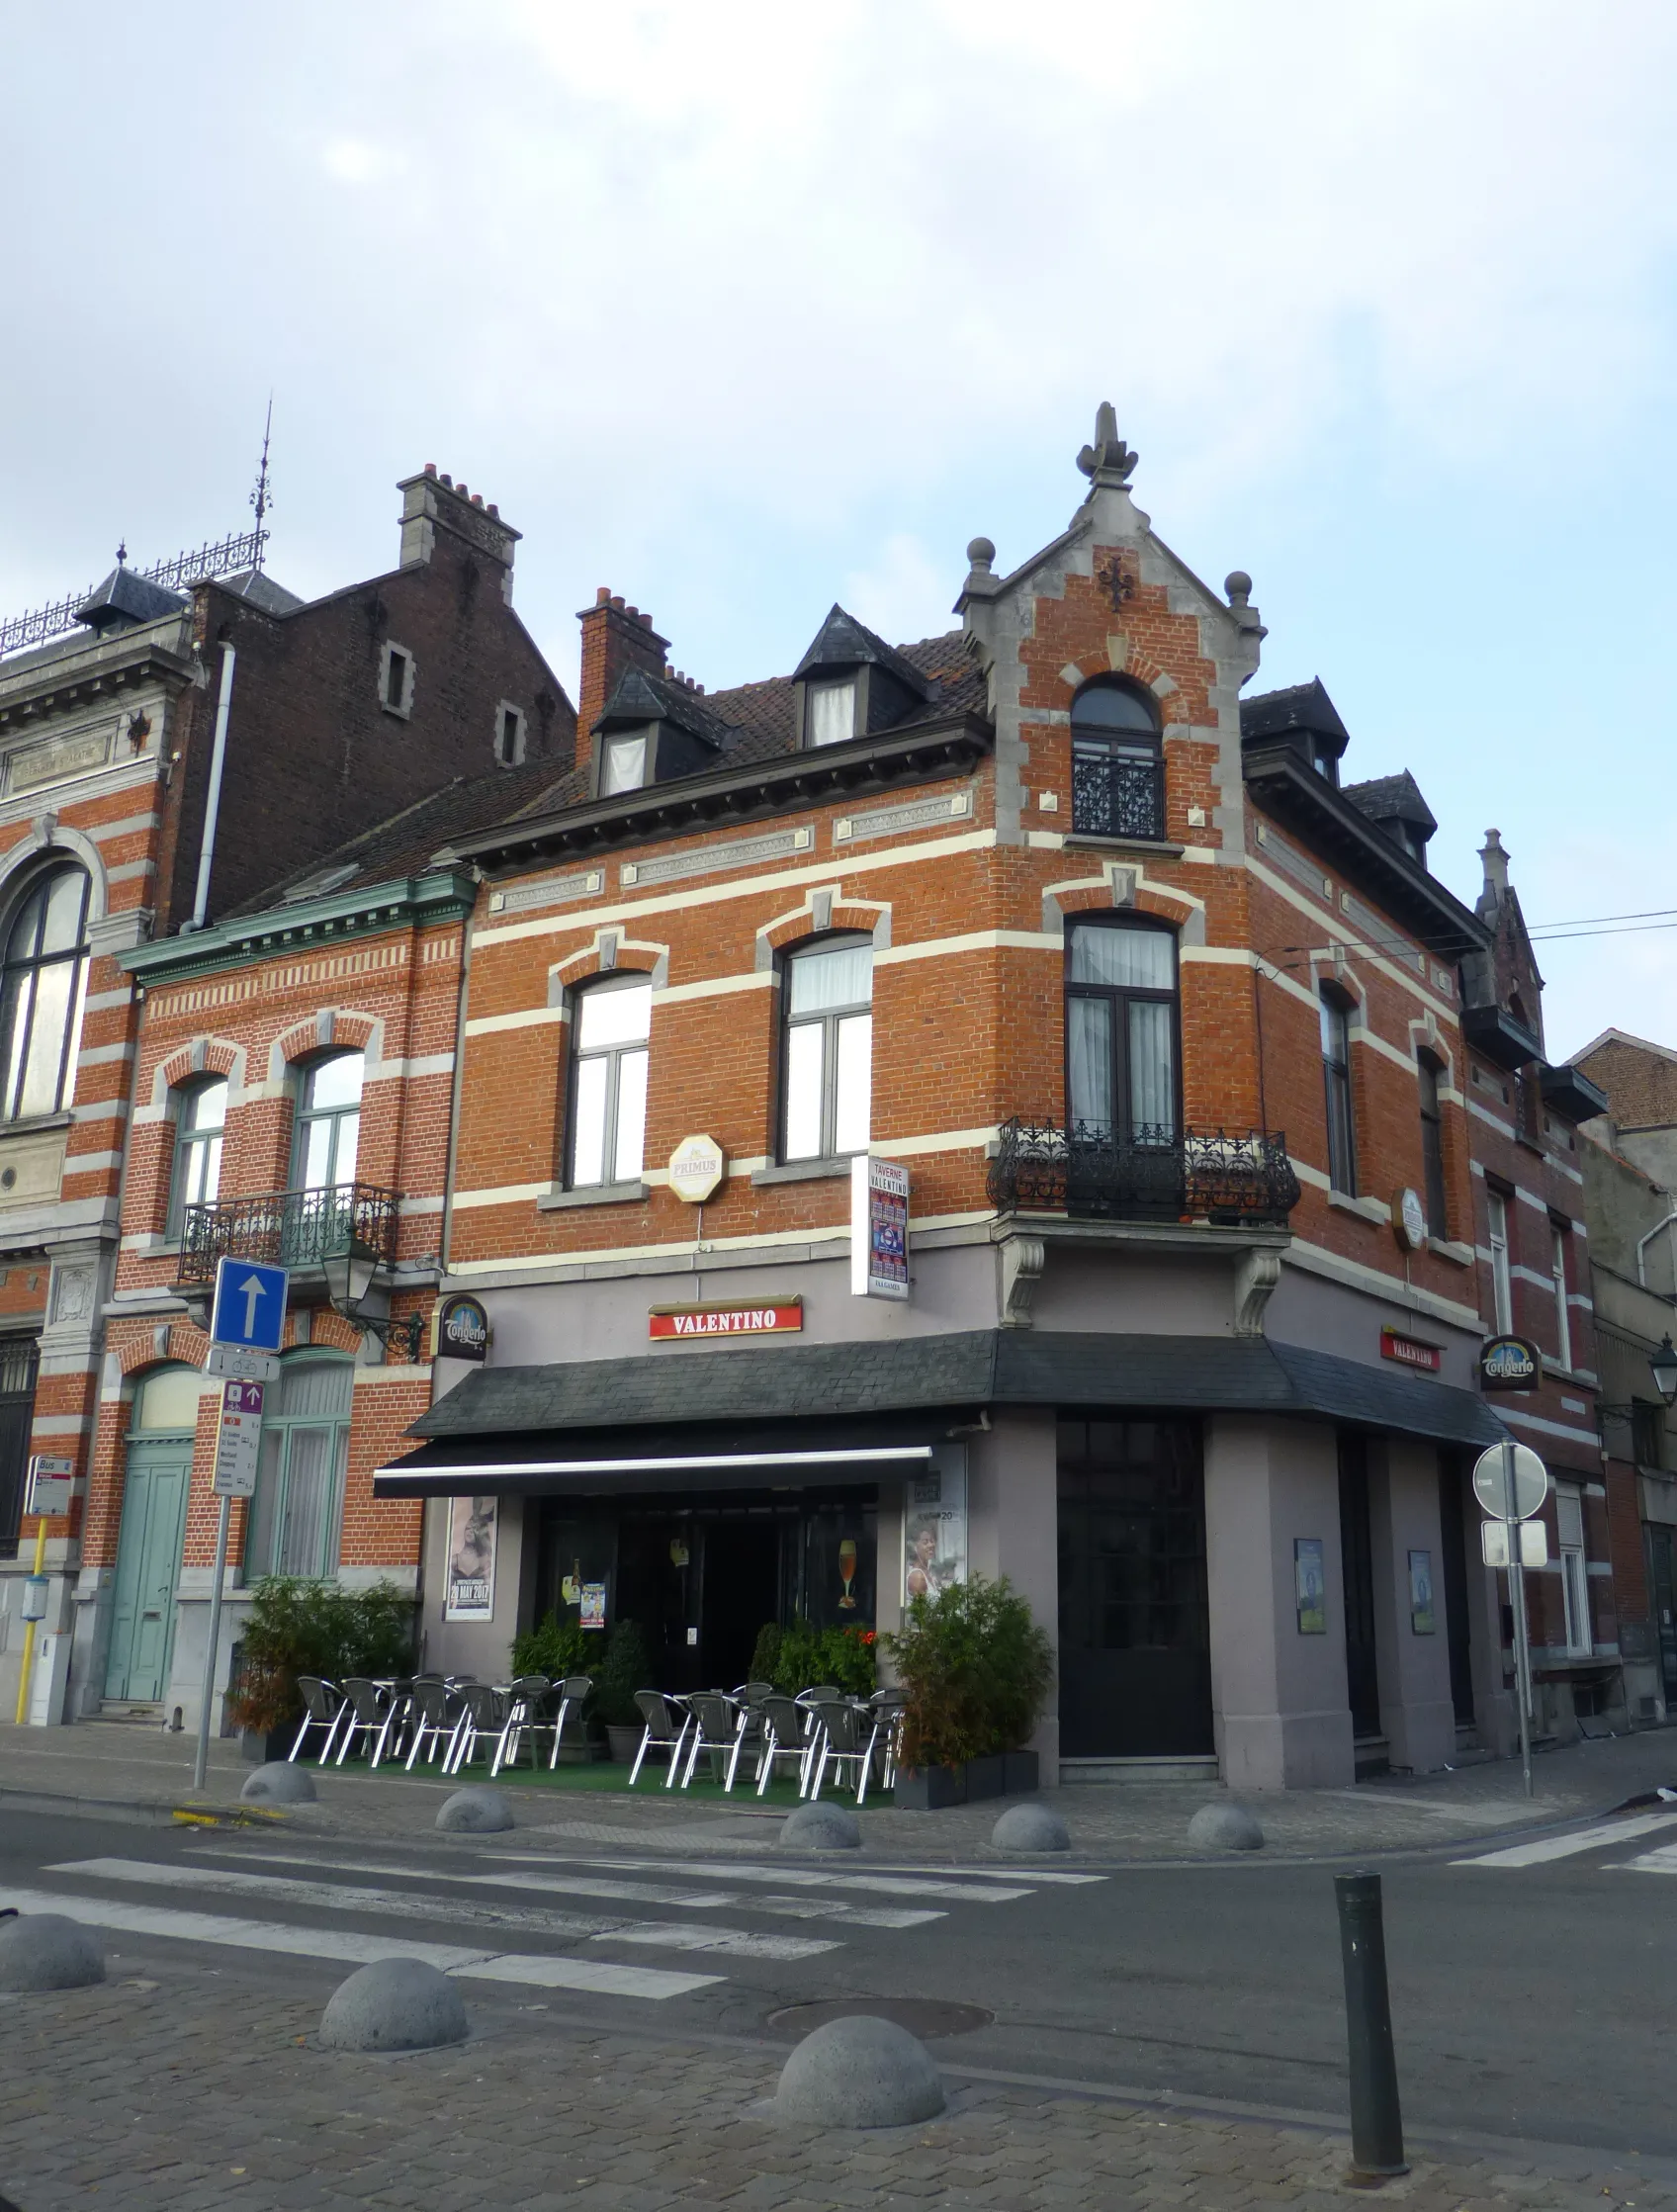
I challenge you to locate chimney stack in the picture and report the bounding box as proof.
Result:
[397,467,521,603]
[575,588,670,771]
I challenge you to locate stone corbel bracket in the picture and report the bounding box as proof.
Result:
[1233,1249,1281,1337]
[999,1234,1046,1328]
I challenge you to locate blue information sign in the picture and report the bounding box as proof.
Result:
[210,1256,289,1354]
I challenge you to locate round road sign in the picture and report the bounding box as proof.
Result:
[1471,1442,1548,1522]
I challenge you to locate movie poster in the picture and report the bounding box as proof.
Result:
[444,1494,497,1621]
[1294,1538,1326,1636]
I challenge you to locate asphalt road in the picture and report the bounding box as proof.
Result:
[4,1802,1675,2166]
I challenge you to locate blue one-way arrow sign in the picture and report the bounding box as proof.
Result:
[210,1255,288,1355]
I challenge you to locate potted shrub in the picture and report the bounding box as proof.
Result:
[594,1620,652,1762]
[882,1575,1052,1810]
[769,1619,878,1697]
[225,1575,416,1760]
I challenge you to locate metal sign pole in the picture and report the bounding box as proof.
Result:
[1503,1440,1535,1800]
[193,1491,232,1794]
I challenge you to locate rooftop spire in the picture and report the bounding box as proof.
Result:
[249,395,274,568]
[1077,400,1139,488]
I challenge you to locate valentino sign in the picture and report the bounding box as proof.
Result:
[649,1299,804,1340]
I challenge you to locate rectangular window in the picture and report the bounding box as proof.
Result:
[383,647,411,714]
[1487,1189,1513,1333]
[569,979,652,1188]
[496,706,525,765]
[0,1335,41,1559]
[169,1078,228,1236]
[1632,1397,1663,1468]
[1320,990,1357,1195]
[1066,921,1178,1147]
[293,1053,364,1193]
[807,678,856,748]
[1556,1484,1591,1655]
[1418,1054,1449,1239]
[1550,1223,1572,1371]
[783,938,872,1160]
[603,733,649,795]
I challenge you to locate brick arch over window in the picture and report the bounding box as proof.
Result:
[1047,874,1205,946]
[269,1011,381,1083]
[757,899,889,966]
[151,1037,244,1112]
[548,937,667,996]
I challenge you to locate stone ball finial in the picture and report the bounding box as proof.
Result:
[966,536,996,572]
[1225,571,1253,606]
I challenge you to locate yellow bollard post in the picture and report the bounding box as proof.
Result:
[13,1517,47,1725]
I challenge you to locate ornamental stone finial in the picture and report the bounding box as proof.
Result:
[1077,402,1139,487]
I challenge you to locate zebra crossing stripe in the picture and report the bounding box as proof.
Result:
[0,1886,720,1998]
[193,1848,945,1929]
[1617,1842,1677,1875]
[488,1853,1035,1902]
[47,1859,838,1962]
[1450,1811,1677,1867]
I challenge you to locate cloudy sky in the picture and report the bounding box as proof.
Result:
[4,1,1673,1056]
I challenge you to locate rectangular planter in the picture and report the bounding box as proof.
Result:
[893,1750,1039,1810]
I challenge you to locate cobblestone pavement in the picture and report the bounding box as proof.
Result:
[0,1963,1668,2212]
[6,1723,1677,1865]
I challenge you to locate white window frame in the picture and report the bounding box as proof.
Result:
[1550,1222,1572,1371]
[169,1076,228,1237]
[567,975,652,1189]
[1556,1483,1591,1656]
[379,641,415,720]
[781,936,872,1162]
[1487,1188,1513,1334]
[806,676,857,749]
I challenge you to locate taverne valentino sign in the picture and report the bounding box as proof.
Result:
[649,1299,803,1341]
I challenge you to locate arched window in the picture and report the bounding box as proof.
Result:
[128,1362,204,1436]
[0,862,90,1122]
[1070,681,1164,841]
[169,1077,227,1235]
[247,1355,353,1579]
[1065,917,1178,1146]
[292,1051,363,1191]
[781,935,872,1162]
[568,976,652,1189]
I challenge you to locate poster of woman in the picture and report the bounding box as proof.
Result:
[445,1494,497,1621]
[903,1462,967,1601]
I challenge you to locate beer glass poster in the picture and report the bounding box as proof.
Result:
[445,1494,497,1621]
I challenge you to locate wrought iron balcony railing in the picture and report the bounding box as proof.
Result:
[989,1119,1300,1227]
[176,1183,400,1286]
[1071,747,1166,841]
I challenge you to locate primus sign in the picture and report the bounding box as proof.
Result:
[650,1300,803,1340]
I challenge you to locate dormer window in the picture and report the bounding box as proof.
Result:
[603,729,651,795]
[807,677,857,749]
[1311,739,1339,787]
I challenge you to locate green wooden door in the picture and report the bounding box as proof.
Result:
[105,1435,192,1702]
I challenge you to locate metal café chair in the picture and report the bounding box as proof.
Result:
[865,1688,907,1794]
[754,1693,815,1797]
[333,1677,397,1767]
[445,1682,518,1775]
[679,1691,752,1791]
[546,1674,595,1769]
[489,1675,552,1776]
[290,1676,345,1764]
[628,1690,691,1786]
[404,1677,465,1772]
[807,1698,878,1804]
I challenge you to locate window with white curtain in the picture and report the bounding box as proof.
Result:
[1556,1483,1591,1655]
[1551,1223,1573,1371]
[1065,919,1178,1145]
[569,977,652,1188]
[806,677,857,749]
[782,937,872,1161]
[1487,1189,1514,1334]
[246,1357,353,1580]
[169,1078,227,1235]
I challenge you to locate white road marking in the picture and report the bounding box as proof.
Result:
[47,1858,836,1962]
[193,1847,945,1929]
[1615,1842,1677,1875]
[1451,1811,1677,1867]
[0,1887,718,1997]
[486,1852,1035,1902]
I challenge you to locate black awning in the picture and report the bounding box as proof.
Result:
[378,1327,1506,1498]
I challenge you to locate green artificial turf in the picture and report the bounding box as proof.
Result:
[317,1748,821,1808]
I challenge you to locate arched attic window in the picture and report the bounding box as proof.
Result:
[0,861,91,1122]
[1070,681,1164,841]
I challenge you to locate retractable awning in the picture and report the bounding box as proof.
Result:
[373,1328,1506,1500]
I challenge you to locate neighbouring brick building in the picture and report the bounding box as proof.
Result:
[0,465,574,1723]
[368,407,1616,1790]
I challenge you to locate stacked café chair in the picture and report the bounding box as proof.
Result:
[289,1676,345,1764]
[628,1690,691,1786]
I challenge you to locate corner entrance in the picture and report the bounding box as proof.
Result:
[1056,1417,1212,1757]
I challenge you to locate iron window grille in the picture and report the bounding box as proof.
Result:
[1070,680,1165,841]
[989,1118,1300,1226]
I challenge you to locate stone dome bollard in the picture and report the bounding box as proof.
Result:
[0,1912,105,1991]
[436,1786,514,1833]
[319,1958,469,2052]
[991,1802,1071,1854]
[240,1761,317,1805]
[776,2015,946,2126]
[1187,1803,1265,1852]
[779,1801,862,1851]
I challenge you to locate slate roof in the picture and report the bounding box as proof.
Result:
[1239,678,1350,749]
[74,566,188,632]
[1344,770,1438,837]
[793,604,931,696]
[376,1329,1507,1493]
[594,664,732,748]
